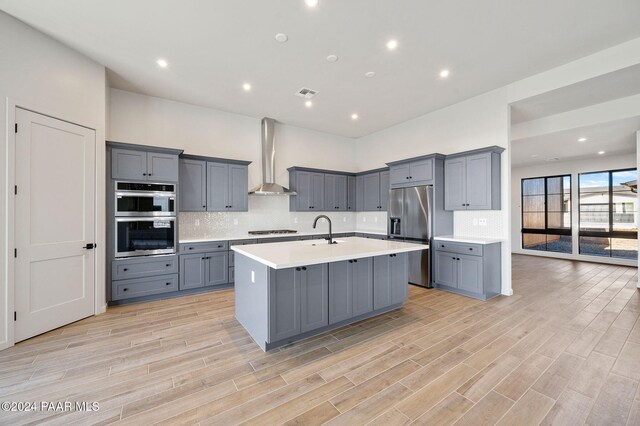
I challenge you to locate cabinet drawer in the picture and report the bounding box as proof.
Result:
[112,274,178,300]
[180,241,228,253]
[112,255,177,280]
[434,241,483,256]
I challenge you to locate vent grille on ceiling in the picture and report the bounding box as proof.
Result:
[296,88,318,99]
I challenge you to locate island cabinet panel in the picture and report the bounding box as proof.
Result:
[351,258,374,316]
[328,261,352,324]
[299,264,329,333]
[270,268,301,341]
[373,253,408,309]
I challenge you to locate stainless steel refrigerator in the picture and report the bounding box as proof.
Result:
[388,186,433,287]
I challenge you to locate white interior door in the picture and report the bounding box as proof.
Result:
[14,108,96,342]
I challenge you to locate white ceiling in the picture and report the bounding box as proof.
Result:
[511,64,640,124]
[2,0,640,138]
[511,117,639,167]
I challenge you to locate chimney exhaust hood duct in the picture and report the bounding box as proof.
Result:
[248,117,297,195]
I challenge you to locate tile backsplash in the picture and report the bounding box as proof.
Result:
[453,210,504,239]
[179,196,388,240]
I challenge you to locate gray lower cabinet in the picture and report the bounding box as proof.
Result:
[111,255,179,301]
[433,239,501,300]
[373,253,408,309]
[444,146,504,211]
[270,264,328,341]
[179,243,229,290]
[351,258,374,316]
[112,274,178,301]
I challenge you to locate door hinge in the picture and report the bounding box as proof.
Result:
[14,123,18,133]
[14,312,17,321]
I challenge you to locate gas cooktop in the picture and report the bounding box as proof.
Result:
[247,229,299,235]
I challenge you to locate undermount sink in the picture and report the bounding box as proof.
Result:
[302,239,347,246]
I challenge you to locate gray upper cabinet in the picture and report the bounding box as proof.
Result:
[179,155,250,212]
[289,169,325,211]
[444,146,503,210]
[325,174,348,211]
[179,159,207,211]
[388,156,438,188]
[355,175,364,211]
[347,175,357,211]
[362,170,389,211]
[111,147,180,182]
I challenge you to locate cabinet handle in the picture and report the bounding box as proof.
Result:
[123,288,128,292]
[348,260,353,263]
[123,268,128,271]
[354,259,358,263]
[302,267,307,271]
[148,173,152,177]
[166,282,171,286]
[202,257,206,260]
[188,247,193,250]
[203,205,206,208]
[409,176,412,179]
[452,257,456,260]
[143,173,147,176]
[296,267,301,271]
[457,258,460,260]
[218,245,223,248]
[166,264,171,267]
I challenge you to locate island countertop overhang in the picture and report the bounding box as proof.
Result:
[231,236,428,269]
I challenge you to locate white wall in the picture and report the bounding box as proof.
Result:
[511,154,637,266]
[0,11,106,350]
[355,88,513,295]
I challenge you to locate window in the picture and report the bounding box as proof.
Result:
[521,175,572,253]
[579,169,637,259]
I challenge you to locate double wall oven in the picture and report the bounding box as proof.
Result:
[114,181,177,258]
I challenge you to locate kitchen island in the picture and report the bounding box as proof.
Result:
[232,236,428,351]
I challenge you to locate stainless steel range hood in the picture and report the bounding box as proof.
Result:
[249,118,297,195]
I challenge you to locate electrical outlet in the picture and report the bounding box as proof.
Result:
[251,271,255,283]
[479,218,487,226]
[363,217,367,222]
[233,218,239,225]
[374,217,378,223]
[473,218,478,226]
[195,219,200,226]
[294,217,298,223]
[343,217,346,222]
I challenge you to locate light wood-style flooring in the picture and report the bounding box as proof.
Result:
[1,254,639,425]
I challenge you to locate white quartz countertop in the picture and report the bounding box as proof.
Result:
[180,230,387,244]
[232,237,428,269]
[434,235,504,245]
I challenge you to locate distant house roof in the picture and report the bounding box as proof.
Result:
[623,180,637,192]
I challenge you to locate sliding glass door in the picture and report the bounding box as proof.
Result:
[521,175,572,253]
[579,169,637,259]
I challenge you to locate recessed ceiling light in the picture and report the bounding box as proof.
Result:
[365,71,376,78]
[304,0,319,7]
[242,83,251,91]
[305,100,313,108]
[598,151,605,155]
[351,113,359,120]
[156,59,168,68]
[386,39,398,50]
[439,69,450,78]
[326,54,338,63]
[578,137,587,142]
[275,33,288,43]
